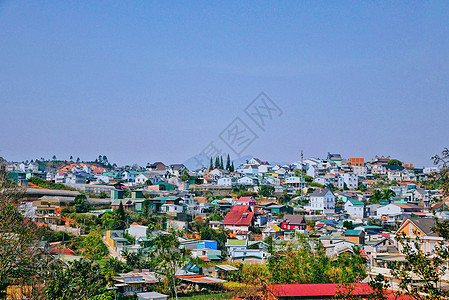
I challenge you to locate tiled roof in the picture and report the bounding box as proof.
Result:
[268,283,372,298]
[222,205,254,226]
[311,188,331,197]
[283,214,305,225]
[402,217,436,235]
[237,196,255,203]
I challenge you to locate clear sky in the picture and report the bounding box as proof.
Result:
[1,1,448,167]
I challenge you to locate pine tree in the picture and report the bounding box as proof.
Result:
[215,157,220,169]
[226,154,231,170]
[209,157,213,169]
[231,162,235,172]
[220,156,224,169]
[116,202,126,230]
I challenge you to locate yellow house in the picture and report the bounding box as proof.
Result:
[395,217,442,254]
[104,230,130,254]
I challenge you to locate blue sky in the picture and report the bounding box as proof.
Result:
[1,1,448,167]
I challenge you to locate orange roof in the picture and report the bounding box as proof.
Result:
[58,163,105,174]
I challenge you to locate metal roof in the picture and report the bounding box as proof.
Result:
[216,264,238,271]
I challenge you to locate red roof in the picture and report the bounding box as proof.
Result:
[51,248,75,255]
[222,205,254,226]
[237,196,255,203]
[268,283,373,298]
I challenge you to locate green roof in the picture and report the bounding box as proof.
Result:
[155,196,180,201]
[347,198,364,206]
[227,239,246,246]
[207,254,222,260]
[344,230,364,236]
[363,225,382,229]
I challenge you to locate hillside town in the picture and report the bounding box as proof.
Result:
[2,151,449,299]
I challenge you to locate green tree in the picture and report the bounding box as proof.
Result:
[72,232,109,260]
[73,194,91,213]
[357,183,367,192]
[226,154,231,171]
[432,148,449,198]
[209,157,213,169]
[343,221,354,230]
[149,233,186,300]
[215,157,220,169]
[259,185,275,197]
[326,183,336,191]
[370,189,383,204]
[45,259,107,300]
[181,170,190,182]
[230,161,235,172]
[199,226,229,255]
[385,149,449,300]
[382,189,396,200]
[0,167,50,298]
[220,156,224,169]
[100,257,130,287]
[115,202,126,230]
[387,159,403,166]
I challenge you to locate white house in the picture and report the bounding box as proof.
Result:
[344,198,365,218]
[161,204,184,214]
[217,177,236,186]
[339,172,358,189]
[309,188,335,215]
[126,224,148,241]
[284,176,304,188]
[262,224,284,240]
[266,176,281,186]
[371,165,386,175]
[258,165,272,174]
[376,203,422,219]
[209,168,228,178]
[238,176,258,185]
[135,173,151,185]
[352,166,367,177]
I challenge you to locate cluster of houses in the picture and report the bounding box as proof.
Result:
[7,154,441,199]
[7,153,449,298]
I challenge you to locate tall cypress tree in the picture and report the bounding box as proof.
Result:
[226,154,231,170]
[231,162,234,172]
[209,157,213,169]
[220,156,224,169]
[215,157,220,169]
[116,201,126,230]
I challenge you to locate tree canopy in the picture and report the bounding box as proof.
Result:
[387,159,403,166]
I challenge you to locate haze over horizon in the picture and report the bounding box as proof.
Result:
[1,2,448,167]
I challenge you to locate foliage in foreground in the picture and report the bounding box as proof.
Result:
[45,259,107,300]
